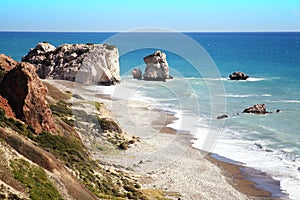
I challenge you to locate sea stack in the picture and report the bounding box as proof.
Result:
[229,71,249,80]
[143,50,172,81]
[22,42,121,85]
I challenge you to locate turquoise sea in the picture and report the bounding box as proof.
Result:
[1,31,300,199]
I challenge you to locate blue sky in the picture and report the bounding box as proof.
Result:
[1,0,300,32]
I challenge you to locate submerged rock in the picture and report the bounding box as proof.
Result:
[216,114,228,119]
[143,50,172,81]
[229,71,249,80]
[243,104,270,114]
[132,68,142,79]
[0,56,56,134]
[22,42,121,85]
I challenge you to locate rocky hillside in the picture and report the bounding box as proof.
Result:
[0,54,167,200]
[22,42,121,85]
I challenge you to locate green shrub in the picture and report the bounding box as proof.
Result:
[72,93,84,100]
[33,131,86,164]
[11,159,63,200]
[0,108,35,137]
[50,100,73,117]
[104,44,116,50]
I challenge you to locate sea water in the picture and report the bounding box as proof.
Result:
[1,31,300,199]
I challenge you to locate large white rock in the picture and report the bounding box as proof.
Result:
[22,42,121,85]
[143,50,172,81]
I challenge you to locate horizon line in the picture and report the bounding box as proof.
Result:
[1,30,300,33]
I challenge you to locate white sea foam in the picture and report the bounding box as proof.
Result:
[192,128,300,200]
[246,77,268,82]
[267,100,300,103]
[85,85,116,96]
[202,77,269,82]
[221,93,272,98]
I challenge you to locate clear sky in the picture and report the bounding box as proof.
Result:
[1,0,300,32]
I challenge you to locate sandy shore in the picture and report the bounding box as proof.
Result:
[45,80,284,200]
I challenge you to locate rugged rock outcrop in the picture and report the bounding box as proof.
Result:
[229,71,249,80]
[143,50,172,81]
[243,104,270,114]
[132,68,142,79]
[0,54,18,83]
[0,57,56,134]
[0,96,15,119]
[22,42,121,85]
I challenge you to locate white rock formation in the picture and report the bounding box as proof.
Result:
[143,50,172,81]
[22,42,121,85]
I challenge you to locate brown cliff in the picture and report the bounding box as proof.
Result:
[0,54,56,134]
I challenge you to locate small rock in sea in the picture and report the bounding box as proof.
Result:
[132,68,142,79]
[297,167,300,171]
[229,71,249,80]
[216,114,228,119]
[276,109,282,113]
[254,143,263,149]
[243,103,270,114]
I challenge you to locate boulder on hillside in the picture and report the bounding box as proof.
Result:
[0,56,56,134]
[229,71,249,80]
[143,50,172,81]
[243,104,270,114]
[0,54,18,82]
[22,42,121,85]
[132,68,142,79]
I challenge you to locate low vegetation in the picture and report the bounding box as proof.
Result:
[104,44,116,50]
[1,100,170,199]
[10,159,63,200]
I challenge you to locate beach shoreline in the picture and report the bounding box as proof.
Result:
[45,79,287,199]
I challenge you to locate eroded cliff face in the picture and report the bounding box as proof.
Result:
[22,42,121,85]
[0,54,56,134]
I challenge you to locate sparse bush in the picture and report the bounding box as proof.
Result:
[11,159,63,200]
[104,44,116,50]
[50,100,73,117]
[72,93,84,100]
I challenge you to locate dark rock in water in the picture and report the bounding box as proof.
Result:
[217,114,228,119]
[22,42,121,85]
[243,103,270,114]
[0,57,56,134]
[132,68,142,79]
[229,71,249,80]
[276,109,282,113]
[143,50,172,81]
[255,143,263,149]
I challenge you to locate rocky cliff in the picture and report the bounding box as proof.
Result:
[0,54,56,134]
[22,42,121,85]
[0,54,163,200]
